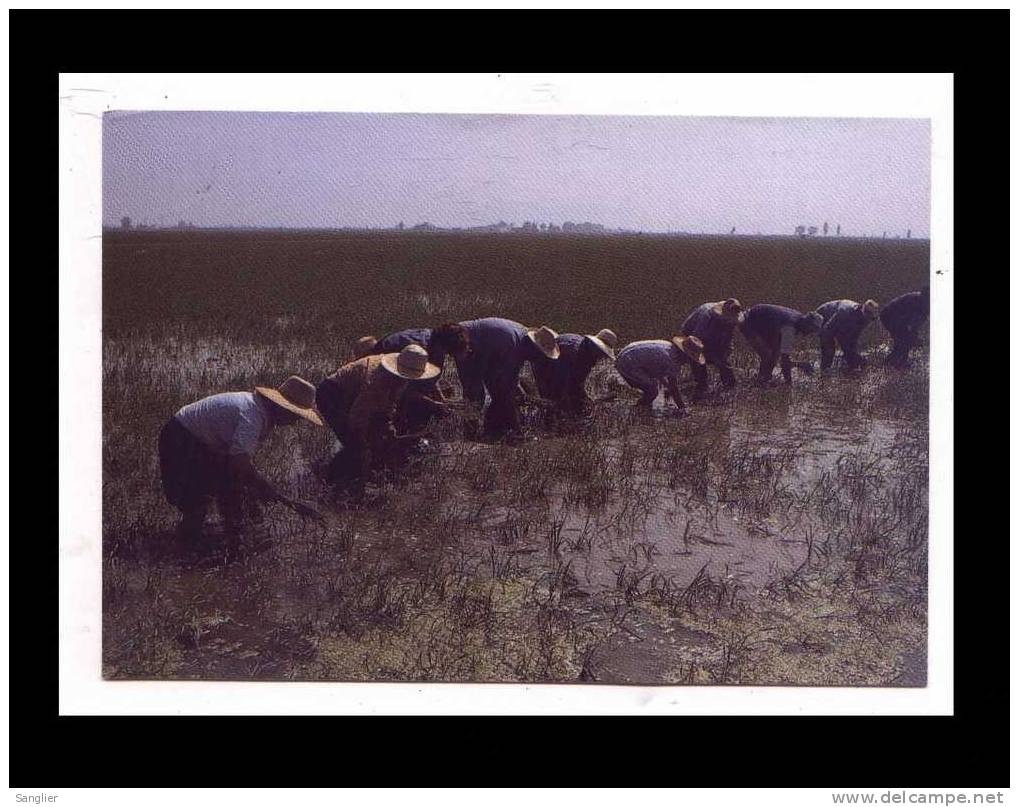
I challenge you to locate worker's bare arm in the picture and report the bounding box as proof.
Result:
[227,454,322,520]
[405,388,452,413]
[227,453,279,502]
[665,376,686,411]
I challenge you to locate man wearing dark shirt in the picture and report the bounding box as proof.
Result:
[453,317,560,440]
[367,322,470,432]
[531,329,617,417]
[680,298,743,395]
[880,287,929,369]
[814,298,880,370]
[370,322,469,372]
[739,304,823,385]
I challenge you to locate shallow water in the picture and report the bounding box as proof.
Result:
[126,365,924,683]
[728,392,902,495]
[445,374,918,621]
[562,493,807,594]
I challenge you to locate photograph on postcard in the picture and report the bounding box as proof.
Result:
[100,110,930,685]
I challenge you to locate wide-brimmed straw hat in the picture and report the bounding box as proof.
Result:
[254,376,323,426]
[711,298,744,322]
[380,344,442,381]
[584,328,618,360]
[672,335,706,365]
[861,299,880,319]
[353,335,378,358]
[527,325,561,360]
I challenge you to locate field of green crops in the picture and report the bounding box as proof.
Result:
[102,230,929,684]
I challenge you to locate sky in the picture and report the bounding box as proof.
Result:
[103,112,930,236]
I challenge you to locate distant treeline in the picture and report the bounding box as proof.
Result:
[103,226,929,242]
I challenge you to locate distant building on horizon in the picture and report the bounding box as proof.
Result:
[465,220,512,233]
[562,221,605,234]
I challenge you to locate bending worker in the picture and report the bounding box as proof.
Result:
[315,344,441,487]
[880,286,930,369]
[739,303,823,385]
[814,298,880,370]
[614,335,706,413]
[158,376,324,559]
[530,328,617,417]
[364,322,471,433]
[453,317,561,441]
[679,298,743,396]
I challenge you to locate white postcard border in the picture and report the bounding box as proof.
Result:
[57,72,953,715]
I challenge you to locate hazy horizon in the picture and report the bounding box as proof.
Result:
[103,112,930,237]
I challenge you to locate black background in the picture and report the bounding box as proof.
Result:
[9,9,999,787]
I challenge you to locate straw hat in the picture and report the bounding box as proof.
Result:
[711,298,744,322]
[353,335,378,358]
[381,344,442,381]
[254,376,323,426]
[861,299,880,319]
[584,328,618,360]
[671,335,706,365]
[527,325,561,360]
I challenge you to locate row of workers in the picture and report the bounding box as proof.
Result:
[157,288,928,557]
[343,286,928,433]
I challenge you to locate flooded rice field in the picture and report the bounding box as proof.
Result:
[104,353,928,686]
[101,230,929,686]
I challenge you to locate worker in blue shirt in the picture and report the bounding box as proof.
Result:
[453,317,561,440]
[739,304,823,385]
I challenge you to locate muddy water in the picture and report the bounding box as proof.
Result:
[529,385,914,683]
[467,383,908,600]
[144,372,918,682]
[728,395,902,496]
[560,493,805,594]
